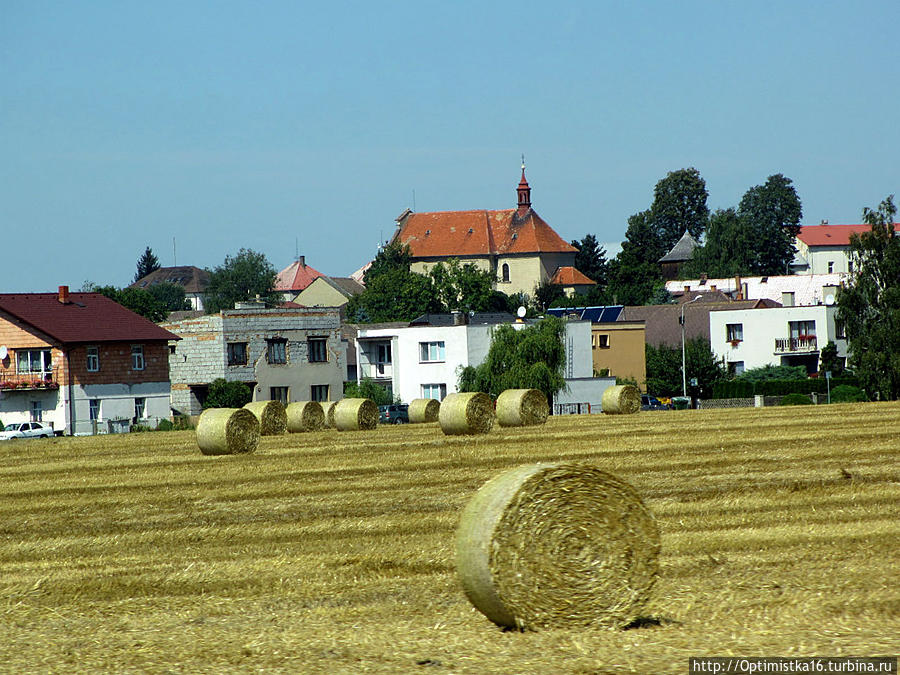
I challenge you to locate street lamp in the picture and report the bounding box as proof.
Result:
[681,295,701,398]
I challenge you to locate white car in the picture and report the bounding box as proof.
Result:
[0,421,54,440]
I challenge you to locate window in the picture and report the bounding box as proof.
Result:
[308,338,328,363]
[726,324,743,342]
[134,397,146,420]
[377,343,392,365]
[419,341,445,362]
[827,261,835,274]
[86,346,100,372]
[31,400,43,422]
[789,320,816,338]
[270,386,289,404]
[782,292,795,307]
[501,263,510,283]
[89,399,100,421]
[311,384,329,402]
[227,342,248,366]
[131,345,145,371]
[267,339,287,364]
[422,383,447,400]
[848,260,854,274]
[592,334,610,349]
[835,319,846,339]
[728,361,745,376]
[17,349,52,376]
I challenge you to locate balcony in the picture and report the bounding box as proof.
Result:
[0,368,60,392]
[360,362,393,380]
[774,336,818,354]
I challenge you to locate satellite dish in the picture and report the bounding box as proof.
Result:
[824,295,835,306]
[0,346,7,360]
[517,306,527,318]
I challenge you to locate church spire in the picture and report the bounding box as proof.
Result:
[516,155,531,217]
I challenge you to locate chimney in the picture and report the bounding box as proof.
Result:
[734,275,743,300]
[58,285,70,304]
[451,310,468,326]
[298,255,305,268]
[710,284,717,292]
[684,285,691,294]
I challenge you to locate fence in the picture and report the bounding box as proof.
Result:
[553,402,591,415]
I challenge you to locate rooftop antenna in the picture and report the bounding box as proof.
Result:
[173,236,177,266]
[295,236,299,260]
[412,189,416,211]
[521,153,525,170]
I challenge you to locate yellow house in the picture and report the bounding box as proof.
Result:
[591,321,647,391]
[294,276,364,308]
[393,168,591,298]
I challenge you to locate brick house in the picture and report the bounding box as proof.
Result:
[0,286,178,434]
[162,304,345,416]
[392,167,590,298]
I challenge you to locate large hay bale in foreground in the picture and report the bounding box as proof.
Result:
[243,400,288,435]
[439,392,494,435]
[195,408,260,456]
[408,398,440,424]
[496,389,549,427]
[285,401,325,432]
[333,398,378,431]
[456,462,660,630]
[601,384,641,415]
[322,401,338,428]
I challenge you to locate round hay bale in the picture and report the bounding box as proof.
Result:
[456,462,660,630]
[601,384,641,415]
[195,408,260,456]
[285,401,325,433]
[242,400,288,435]
[495,389,549,427]
[322,401,338,428]
[408,398,440,424]
[333,398,378,432]
[439,392,494,435]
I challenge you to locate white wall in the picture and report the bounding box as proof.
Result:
[667,273,847,307]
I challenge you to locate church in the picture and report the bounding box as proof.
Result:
[391,166,595,298]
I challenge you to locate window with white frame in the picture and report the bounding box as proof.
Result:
[422,383,447,400]
[419,341,445,363]
[131,345,145,371]
[592,333,609,349]
[89,399,101,421]
[31,400,43,422]
[269,386,289,404]
[134,397,146,419]
[726,323,743,342]
[789,320,816,338]
[308,338,328,363]
[86,346,100,372]
[17,349,52,376]
[827,261,834,274]
[728,361,745,376]
[310,384,329,402]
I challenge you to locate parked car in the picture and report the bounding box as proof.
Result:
[378,404,409,424]
[0,421,54,440]
[641,395,672,411]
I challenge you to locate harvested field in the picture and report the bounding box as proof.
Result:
[1,402,898,673]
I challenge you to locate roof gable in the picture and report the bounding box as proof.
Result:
[397,209,576,259]
[659,230,699,263]
[796,224,873,247]
[550,266,596,286]
[0,292,179,344]
[275,258,325,292]
[131,266,210,293]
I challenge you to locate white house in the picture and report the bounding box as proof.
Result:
[355,313,600,407]
[709,305,848,376]
[667,273,846,308]
[793,224,870,275]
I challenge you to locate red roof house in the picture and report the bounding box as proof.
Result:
[0,286,179,435]
[275,256,325,297]
[793,223,883,275]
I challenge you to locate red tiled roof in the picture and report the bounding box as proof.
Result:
[396,209,577,258]
[550,266,596,286]
[275,259,325,292]
[796,225,872,247]
[0,291,180,344]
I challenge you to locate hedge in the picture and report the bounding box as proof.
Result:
[712,377,860,399]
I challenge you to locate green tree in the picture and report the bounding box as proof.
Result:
[146,282,191,312]
[347,242,439,323]
[738,174,803,275]
[819,341,844,378]
[204,248,280,314]
[458,316,567,406]
[532,280,566,312]
[644,338,726,398]
[607,211,666,306]
[84,283,168,322]
[682,208,755,278]
[134,246,161,283]
[571,234,609,286]
[428,259,498,313]
[651,168,709,251]
[343,377,395,406]
[203,379,252,408]
[836,195,900,400]
[737,364,808,382]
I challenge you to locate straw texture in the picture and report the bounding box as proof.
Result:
[195,408,260,456]
[322,401,338,428]
[408,398,440,424]
[243,400,288,435]
[496,389,549,427]
[285,401,325,433]
[439,392,495,435]
[601,385,641,415]
[456,462,660,630]
[333,398,379,432]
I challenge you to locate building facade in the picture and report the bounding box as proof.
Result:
[163,305,345,416]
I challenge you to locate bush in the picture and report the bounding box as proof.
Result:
[830,385,868,403]
[204,378,252,409]
[156,419,175,431]
[779,393,813,406]
[130,423,153,433]
[172,415,194,430]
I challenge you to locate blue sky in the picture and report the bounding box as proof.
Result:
[2,1,898,292]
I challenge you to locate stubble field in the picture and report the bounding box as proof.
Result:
[1,402,898,674]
